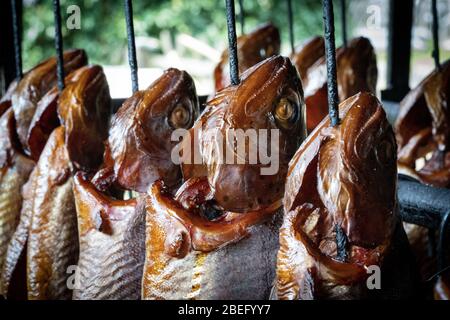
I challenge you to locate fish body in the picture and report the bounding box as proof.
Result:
[1,65,111,299]
[143,56,306,300]
[0,109,35,291]
[26,126,75,300]
[72,173,144,300]
[291,36,325,80]
[276,92,420,300]
[73,68,199,300]
[396,60,450,188]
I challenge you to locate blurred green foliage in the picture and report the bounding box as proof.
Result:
[22,0,343,69]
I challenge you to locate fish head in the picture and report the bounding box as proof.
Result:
[183,55,306,213]
[100,68,199,192]
[58,64,112,172]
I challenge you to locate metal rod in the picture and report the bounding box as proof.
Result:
[431,0,441,70]
[124,0,139,93]
[322,0,340,127]
[238,0,245,35]
[340,0,347,48]
[53,0,65,91]
[335,224,348,262]
[225,0,240,86]
[287,0,295,55]
[11,0,22,80]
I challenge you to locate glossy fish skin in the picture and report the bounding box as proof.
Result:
[27,71,81,161]
[291,36,325,80]
[276,93,420,300]
[1,65,112,300]
[142,179,282,300]
[73,68,198,300]
[12,49,87,153]
[25,126,76,300]
[0,109,35,292]
[183,56,306,213]
[93,68,199,193]
[303,37,377,132]
[58,65,112,172]
[0,80,18,117]
[72,173,145,300]
[143,56,306,300]
[396,60,450,188]
[214,23,281,91]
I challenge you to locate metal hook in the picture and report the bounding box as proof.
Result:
[53,0,65,91]
[225,0,240,86]
[124,0,139,93]
[322,0,340,127]
[431,0,441,70]
[11,0,22,80]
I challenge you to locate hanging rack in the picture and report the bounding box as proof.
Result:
[124,0,139,94]
[11,0,22,80]
[322,0,347,260]
[225,0,239,86]
[322,0,339,127]
[53,0,64,91]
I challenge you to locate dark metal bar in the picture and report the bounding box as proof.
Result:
[398,176,450,229]
[340,0,347,48]
[322,0,339,127]
[225,0,239,86]
[0,0,20,94]
[431,0,441,70]
[335,224,348,262]
[287,0,295,55]
[53,0,64,91]
[238,0,245,36]
[124,0,139,93]
[381,0,413,102]
[11,0,22,80]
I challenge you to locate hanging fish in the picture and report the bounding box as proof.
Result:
[274,92,421,300]
[142,55,306,299]
[214,23,280,92]
[12,49,87,154]
[302,37,377,132]
[290,36,325,81]
[0,52,88,299]
[1,65,111,300]
[396,59,450,188]
[72,68,199,300]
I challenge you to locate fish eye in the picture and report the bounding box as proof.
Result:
[273,98,299,129]
[169,103,192,129]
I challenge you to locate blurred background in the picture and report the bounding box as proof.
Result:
[19,0,450,97]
